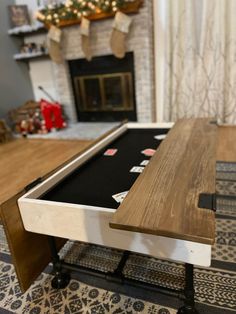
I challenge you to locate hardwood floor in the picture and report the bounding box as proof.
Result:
[0,138,92,206]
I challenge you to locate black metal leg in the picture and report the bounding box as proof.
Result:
[177,263,199,314]
[48,236,70,289]
[106,250,130,283]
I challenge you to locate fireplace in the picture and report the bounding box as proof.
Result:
[68,52,137,122]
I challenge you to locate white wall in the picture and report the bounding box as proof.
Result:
[15,0,59,102]
[0,0,34,119]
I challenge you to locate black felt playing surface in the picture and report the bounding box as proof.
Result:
[41,128,169,209]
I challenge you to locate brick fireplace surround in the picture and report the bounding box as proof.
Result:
[53,1,155,123]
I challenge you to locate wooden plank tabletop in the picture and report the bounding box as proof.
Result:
[217,125,236,162]
[110,118,217,244]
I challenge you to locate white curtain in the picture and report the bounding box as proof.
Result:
[163,0,236,123]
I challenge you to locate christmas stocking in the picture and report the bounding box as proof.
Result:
[47,25,63,64]
[110,12,132,59]
[81,17,92,61]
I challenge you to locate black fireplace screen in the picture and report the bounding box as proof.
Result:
[75,72,134,112]
[68,52,137,122]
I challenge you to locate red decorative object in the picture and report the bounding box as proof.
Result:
[40,99,66,131]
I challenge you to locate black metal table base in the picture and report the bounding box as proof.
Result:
[177,307,199,314]
[177,264,199,314]
[51,271,71,289]
[48,236,199,313]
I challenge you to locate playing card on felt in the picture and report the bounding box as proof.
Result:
[141,148,156,156]
[130,166,145,173]
[140,160,149,166]
[154,134,167,140]
[104,148,118,156]
[112,191,129,203]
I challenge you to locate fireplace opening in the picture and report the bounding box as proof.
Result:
[68,52,137,122]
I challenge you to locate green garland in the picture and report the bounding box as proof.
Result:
[36,0,135,26]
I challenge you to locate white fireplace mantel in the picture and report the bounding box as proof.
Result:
[16,0,157,123]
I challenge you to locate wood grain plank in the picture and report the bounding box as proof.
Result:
[0,193,66,292]
[110,118,217,244]
[217,125,236,162]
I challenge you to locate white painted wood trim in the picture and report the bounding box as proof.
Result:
[19,198,115,214]
[127,122,174,128]
[18,198,211,267]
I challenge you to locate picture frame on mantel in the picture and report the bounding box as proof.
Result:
[8,5,31,28]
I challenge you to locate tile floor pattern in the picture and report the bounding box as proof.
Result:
[0,262,175,314]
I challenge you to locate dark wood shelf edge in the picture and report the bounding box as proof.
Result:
[39,0,143,29]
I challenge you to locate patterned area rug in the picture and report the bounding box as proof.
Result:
[216,162,236,196]
[0,162,236,314]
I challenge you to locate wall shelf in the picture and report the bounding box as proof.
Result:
[8,25,47,37]
[14,52,49,62]
[9,24,48,64]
